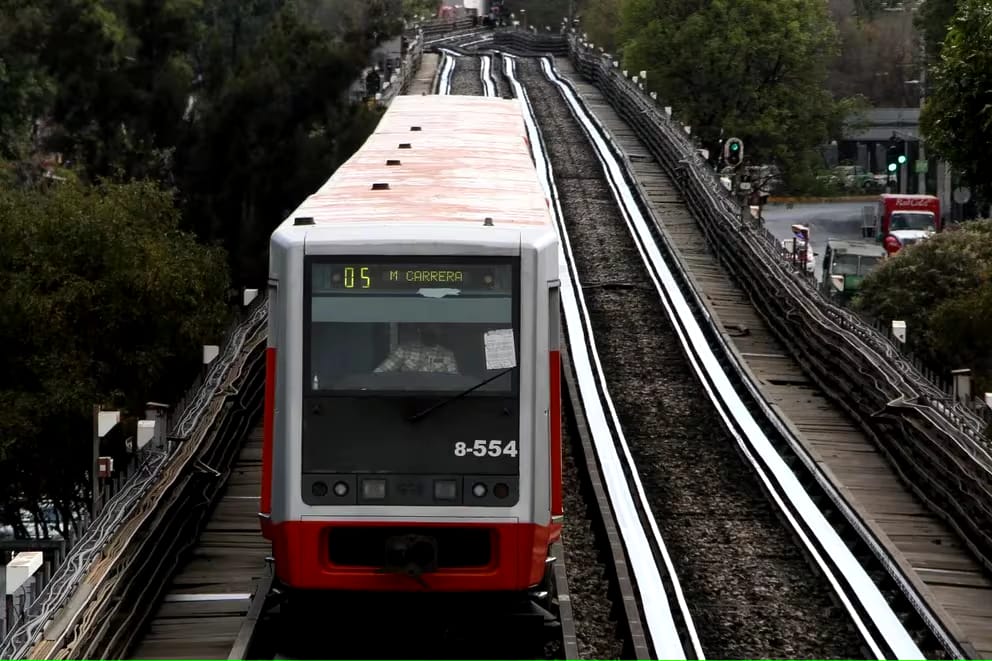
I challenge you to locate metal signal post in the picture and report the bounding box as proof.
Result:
[885,133,907,193]
[723,138,751,225]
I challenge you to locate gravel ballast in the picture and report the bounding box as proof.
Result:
[448,55,484,96]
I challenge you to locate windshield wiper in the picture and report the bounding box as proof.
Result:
[408,367,516,423]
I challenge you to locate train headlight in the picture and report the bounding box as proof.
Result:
[472,482,487,498]
[311,481,328,497]
[333,481,349,497]
[361,479,387,500]
[493,483,509,499]
[434,480,458,501]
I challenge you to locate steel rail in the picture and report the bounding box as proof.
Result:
[423,28,490,48]
[480,54,496,97]
[227,573,275,661]
[435,48,457,95]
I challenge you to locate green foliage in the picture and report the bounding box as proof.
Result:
[579,0,621,52]
[919,0,992,205]
[33,0,204,181]
[618,0,855,192]
[828,0,921,107]
[0,0,56,161]
[402,0,440,21]
[0,179,231,531]
[179,2,379,285]
[914,0,957,60]
[0,0,390,533]
[853,220,992,391]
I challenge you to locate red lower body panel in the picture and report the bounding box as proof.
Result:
[269,520,552,591]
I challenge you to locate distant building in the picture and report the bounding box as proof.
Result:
[839,107,920,177]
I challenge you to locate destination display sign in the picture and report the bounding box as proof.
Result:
[312,262,512,294]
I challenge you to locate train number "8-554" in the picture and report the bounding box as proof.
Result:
[453,440,518,458]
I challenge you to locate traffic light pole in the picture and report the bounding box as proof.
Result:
[900,139,909,194]
[917,42,927,194]
[723,137,750,226]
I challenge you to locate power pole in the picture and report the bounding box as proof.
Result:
[91,404,100,520]
[900,138,909,194]
[917,40,927,194]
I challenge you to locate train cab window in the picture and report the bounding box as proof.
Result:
[307,259,519,394]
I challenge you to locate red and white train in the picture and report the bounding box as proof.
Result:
[260,94,562,595]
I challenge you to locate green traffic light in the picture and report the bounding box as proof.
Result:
[887,163,897,173]
[730,142,739,151]
[897,155,907,164]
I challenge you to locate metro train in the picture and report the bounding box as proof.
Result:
[260,94,562,599]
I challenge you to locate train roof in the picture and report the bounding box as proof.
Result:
[278,95,552,232]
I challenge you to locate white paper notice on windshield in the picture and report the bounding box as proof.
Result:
[484,329,516,370]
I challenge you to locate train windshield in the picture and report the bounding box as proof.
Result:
[307,258,518,394]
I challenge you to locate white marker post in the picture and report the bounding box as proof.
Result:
[5,551,43,629]
[92,408,120,518]
[203,345,220,366]
[242,288,259,307]
[891,320,907,344]
[951,368,972,406]
[136,420,156,451]
[145,402,169,449]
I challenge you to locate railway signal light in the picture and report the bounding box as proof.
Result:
[724,137,743,167]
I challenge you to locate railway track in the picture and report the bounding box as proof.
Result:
[445,48,924,660]
[123,427,269,660]
[503,52,957,659]
[553,51,992,658]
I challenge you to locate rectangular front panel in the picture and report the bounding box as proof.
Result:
[303,255,521,507]
[303,397,519,474]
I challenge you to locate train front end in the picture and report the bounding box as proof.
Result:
[262,223,560,593]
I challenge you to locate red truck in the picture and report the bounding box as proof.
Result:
[863,194,941,254]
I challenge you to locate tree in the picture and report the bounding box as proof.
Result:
[827,0,920,107]
[198,0,284,95]
[618,0,858,191]
[117,0,204,176]
[0,179,231,536]
[914,0,957,61]
[0,0,392,535]
[0,0,56,162]
[401,0,440,21]
[853,220,992,392]
[919,0,992,207]
[177,2,379,286]
[580,0,622,52]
